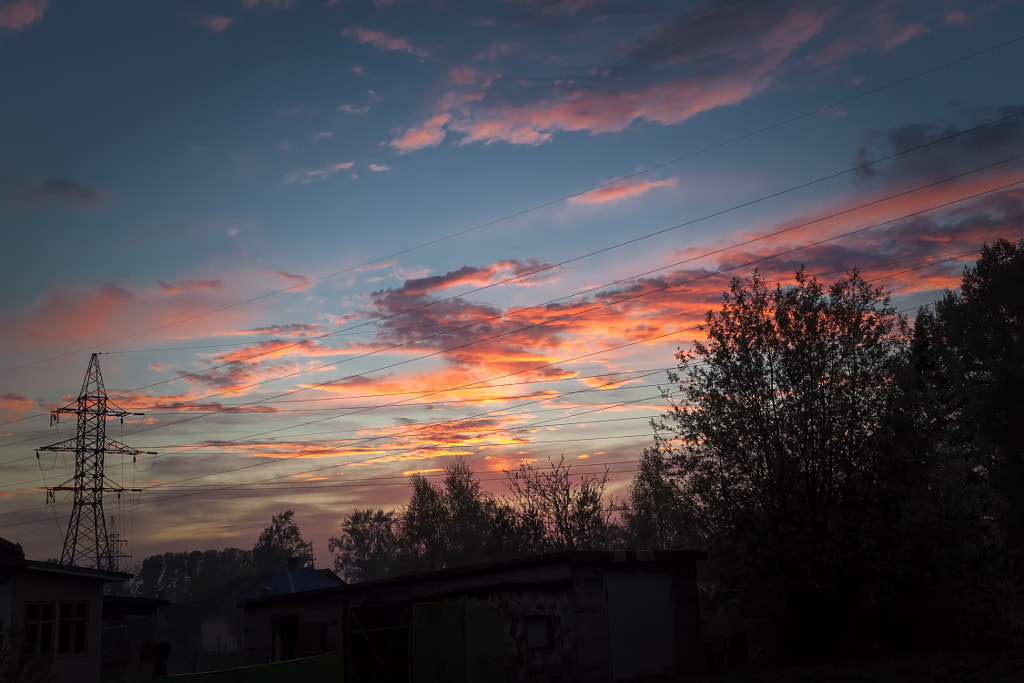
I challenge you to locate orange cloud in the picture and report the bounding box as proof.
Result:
[569,178,677,205]
[0,393,33,413]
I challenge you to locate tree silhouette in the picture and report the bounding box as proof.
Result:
[650,268,908,653]
[252,509,314,571]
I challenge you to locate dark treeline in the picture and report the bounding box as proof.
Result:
[327,455,616,582]
[124,510,314,601]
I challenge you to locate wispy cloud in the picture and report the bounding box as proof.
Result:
[265,270,308,282]
[339,104,370,114]
[0,0,47,31]
[312,131,334,141]
[342,27,430,58]
[368,163,391,172]
[284,161,355,184]
[242,0,296,9]
[275,105,318,118]
[1,178,103,208]
[158,280,223,295]
[197,15,238,32]
[569,178,677,205]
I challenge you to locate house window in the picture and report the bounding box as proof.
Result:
[24,602,54,651]
[25,601,88,654]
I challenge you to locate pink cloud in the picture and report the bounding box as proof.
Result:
[265,270,307,282]
[569,178,677,205]
[0,278,259,355]
[342,27,430,57]
[449,75,763,147]
[368,163,391,172]
[0,0,47,30]
[450,67,495,88]
[5,283,134,346]
[390,113,451,153]
[473,41,518,61]
[197,15,238,32]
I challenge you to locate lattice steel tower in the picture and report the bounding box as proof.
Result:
[39,353,148,570]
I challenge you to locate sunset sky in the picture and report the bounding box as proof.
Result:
[1,0,1023,565]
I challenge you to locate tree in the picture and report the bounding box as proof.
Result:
[652,268,908,653]
[123,548,255,600]
[0,621,52,683]
[504,456,612,551]
[328,509,399,582]
[927,239,1024,561]
[891,239,1024,641]
[623,446,693,551]
[399,474,450,571]
[252,510,314,572]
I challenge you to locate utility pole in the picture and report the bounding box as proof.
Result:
[39,353,151,570]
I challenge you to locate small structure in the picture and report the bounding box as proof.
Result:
[0,536,130,683]
[158,561,344,673]
[99,594,168,680]
[241,550,704,683]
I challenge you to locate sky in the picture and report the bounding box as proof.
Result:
[1,0,1023,566]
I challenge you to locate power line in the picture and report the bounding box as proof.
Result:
[0,159,1017,463]
[2,33,1020,378]
[0,247,1012,531]
[63,216,1024,489]
[0,108,1008,449]
[67,154,1024,446]
[103,107,1024,404]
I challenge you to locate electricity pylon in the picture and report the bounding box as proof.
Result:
[39,353,150,570]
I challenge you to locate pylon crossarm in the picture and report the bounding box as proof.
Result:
[103,439,144,457]
[37,443,77,454]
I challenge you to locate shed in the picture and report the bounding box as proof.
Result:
[242,550,704,682]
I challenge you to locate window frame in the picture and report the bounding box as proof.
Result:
[24,600,89,655]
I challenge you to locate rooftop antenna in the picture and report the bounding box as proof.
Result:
[39,353,152,570]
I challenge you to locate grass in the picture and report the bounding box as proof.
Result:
[687,647,1024,683]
